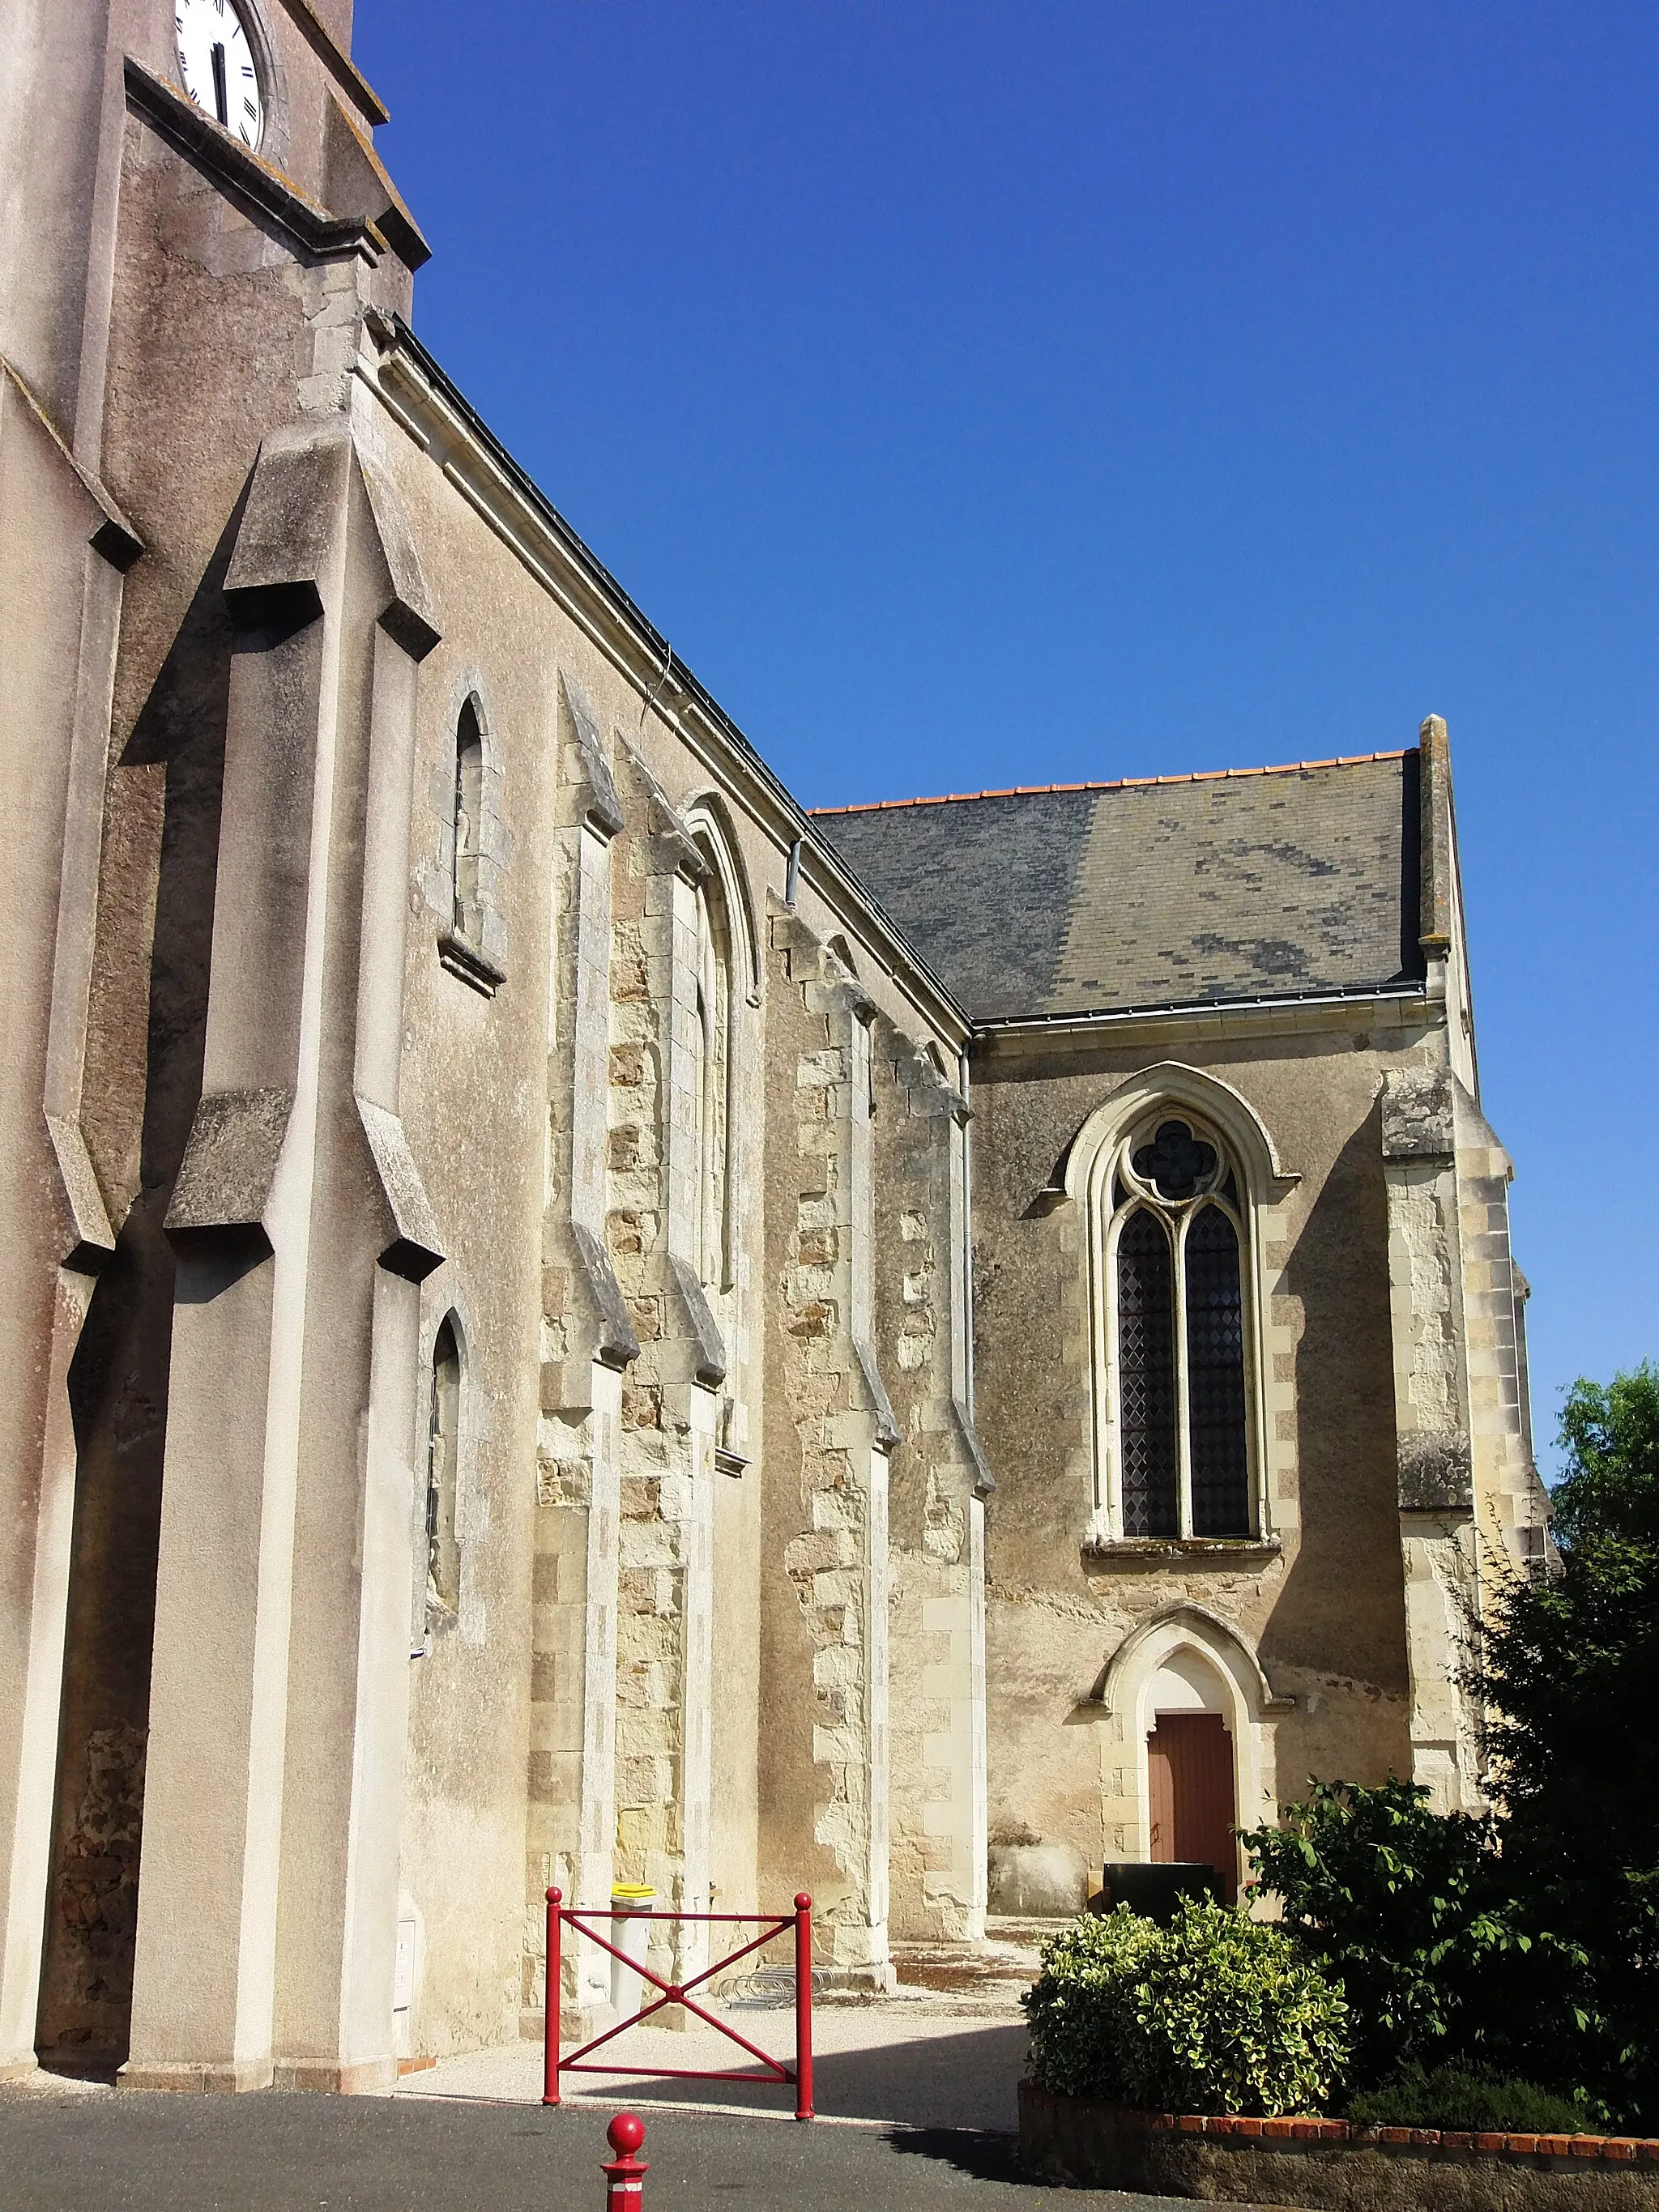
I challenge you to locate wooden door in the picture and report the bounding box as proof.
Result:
[1146,1711,1237,1900]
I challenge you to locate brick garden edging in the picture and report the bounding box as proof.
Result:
[1017,2081,1659,2210]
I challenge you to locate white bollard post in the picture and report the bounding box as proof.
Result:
[608,1885,655,2023]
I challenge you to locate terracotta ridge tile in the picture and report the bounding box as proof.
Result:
[807,749,1410,816]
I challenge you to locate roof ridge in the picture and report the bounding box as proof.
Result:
[808,749,1410,817]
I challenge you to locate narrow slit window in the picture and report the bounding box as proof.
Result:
[692,865,733,1293]
[452,700,484,943]
[426,1318,461,1626]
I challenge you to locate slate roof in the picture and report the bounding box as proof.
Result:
[810,751,1425,1024]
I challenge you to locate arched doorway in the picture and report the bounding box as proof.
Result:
[1145,1649,1239,1901]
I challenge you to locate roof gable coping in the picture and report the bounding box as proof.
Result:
[808,748,1411,819]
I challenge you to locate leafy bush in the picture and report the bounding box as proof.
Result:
[1021,1903,1161,2099]
[1239,1777,1542,2088]
[1348,2065,1593,2135]
[1023,1898,1350,2117]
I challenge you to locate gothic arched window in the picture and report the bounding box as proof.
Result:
[452,699,484,943]
[437,693,507,996]
[691,866,733,1293]
[1106,1115,1253,1539]
[425,1316,461,1626]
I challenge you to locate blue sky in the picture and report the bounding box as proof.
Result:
[357,1,1659,1471]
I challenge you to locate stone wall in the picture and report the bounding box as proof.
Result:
[1019,2084,1659,2211]
[973,1020,1434,1892]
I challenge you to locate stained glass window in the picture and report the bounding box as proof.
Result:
[1132,1119,1218,1201]
[1116,1209,1179,1537]
[1184,1205,1250,1536]
[1107,1118,1254,1541]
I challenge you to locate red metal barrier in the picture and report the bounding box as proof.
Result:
[543,1887,814,2120]
[601,2112,647,2210]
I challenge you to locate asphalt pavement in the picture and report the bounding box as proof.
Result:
[0,2079,1200,2212]
[0,1930,1234,2211]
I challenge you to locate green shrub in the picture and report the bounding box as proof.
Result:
[1021,1903,1161,2101]
[1348,2065,1594,2135]
[1023,1897,1350,2117]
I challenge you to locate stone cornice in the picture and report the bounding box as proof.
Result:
[973,982,1436,1064]
[124,58,386,267]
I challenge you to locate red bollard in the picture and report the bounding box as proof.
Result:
[793,1892,813,2121]
[601,2112,647,2210]
[543,1887,561,2107]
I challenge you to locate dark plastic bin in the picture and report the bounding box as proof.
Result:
[1098,1860,1221,1924]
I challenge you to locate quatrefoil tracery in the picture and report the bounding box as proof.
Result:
[1128,1119,1222,1203]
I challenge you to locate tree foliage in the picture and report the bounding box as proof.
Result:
[1469,1364,1659,2126]
[1238,1368,1659,2129]
[1239,1778,1539,2089]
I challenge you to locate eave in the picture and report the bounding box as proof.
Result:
[972,979,1439,1062]
[356,315,973,1050]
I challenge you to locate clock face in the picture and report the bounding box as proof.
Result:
[175,0,264,148]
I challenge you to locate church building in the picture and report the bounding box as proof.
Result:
[0,0,1546,2091]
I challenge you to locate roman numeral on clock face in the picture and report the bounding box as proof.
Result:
[175,0,262,151]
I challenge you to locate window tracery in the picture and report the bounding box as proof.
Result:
[1104,1115,1254,1540]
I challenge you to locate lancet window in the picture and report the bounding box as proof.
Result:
[691,867,733,1292]
[425,1316,461,1626]
[437,691,507,995]
[451,699,484,944]
[1105,1115,1252,1539]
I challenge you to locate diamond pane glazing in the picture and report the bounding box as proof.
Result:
[1185,1204,1250,1536]
[1116,1208,1179,1537]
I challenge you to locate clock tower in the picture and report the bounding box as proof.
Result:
[0,0,429,2089]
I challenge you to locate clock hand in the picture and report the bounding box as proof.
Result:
[211,41,228,126]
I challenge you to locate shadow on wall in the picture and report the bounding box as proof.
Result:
[35,495,245,2069]
[1259,1097,1412,1776]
